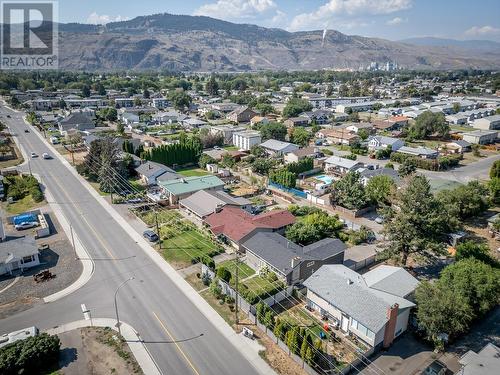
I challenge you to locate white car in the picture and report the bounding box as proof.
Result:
[42,153,51,159]
[30,152,38,158]
[15,221,38,230]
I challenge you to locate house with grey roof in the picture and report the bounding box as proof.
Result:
[0,236,40,276]
[242,232,346,285]
[324,156,362,176]
[456,343,499,375]
[462,130,498,145]
[396,146,438,159]
[260,139,299,157]
[135,161,180,186]
[304,264,418,349]
[359,167,400,186]
[179,189,251,220]
[58,112,95,135]
[367,136,404,152]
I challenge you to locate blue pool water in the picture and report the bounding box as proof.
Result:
[315,175,333,185]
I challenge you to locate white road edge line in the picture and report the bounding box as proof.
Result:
[24,110,275,375]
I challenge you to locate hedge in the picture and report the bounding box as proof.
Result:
[390,152,461,171]
[0,333,60,375]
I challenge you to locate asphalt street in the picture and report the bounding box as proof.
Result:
[0,104,264,375]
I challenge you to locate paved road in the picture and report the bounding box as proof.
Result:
[0,105,265,375]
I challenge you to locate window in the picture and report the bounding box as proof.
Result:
[21,255,34,264]
[351,319,358,330]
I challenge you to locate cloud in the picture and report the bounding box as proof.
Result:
[86,12,129,25]
[386,17,406,25]
[464,25,500,37]
[194,0,277,20]
[289,0,412,31]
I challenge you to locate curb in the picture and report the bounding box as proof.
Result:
[6,113,95,303]
[46,318,162,375]
[27,110,276,374]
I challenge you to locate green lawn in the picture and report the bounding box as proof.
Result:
[429,178,463,193]
[137,209,180,227]
[239,274,285,302]
[4,195,45,215]
[217,259,255,279]
[223,145,239,151]
[451,125,475,132]
[162,229,221,268]
[278,306,324,340]
[89,181,110,196]
[177,167,210,177]
[128,178,145,192]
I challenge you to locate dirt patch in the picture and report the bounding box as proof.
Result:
[58,327,143,375]
[256,330,307,375]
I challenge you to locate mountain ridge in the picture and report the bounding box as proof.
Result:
[49,13,500,71]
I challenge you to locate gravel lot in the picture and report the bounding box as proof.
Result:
[0,205,83,318]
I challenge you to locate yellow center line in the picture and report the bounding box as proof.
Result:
[152,311,201,375]
[48,171,116,260]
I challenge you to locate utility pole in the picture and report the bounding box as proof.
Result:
[114,277,134,335]
[235,255,239,325]
[155,209,161,250]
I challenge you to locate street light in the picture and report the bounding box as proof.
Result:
[114,277,134,335]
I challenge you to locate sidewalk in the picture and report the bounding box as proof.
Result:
[8,117,94,303]
[46,318,161,375]
[29,119,276,375]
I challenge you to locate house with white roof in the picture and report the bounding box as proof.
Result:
[260,139,299,156]
[304,264,419,349]
[324,156,362,176]
[472,115,500,130]
[396,146,438,159]
[368,136,404,152]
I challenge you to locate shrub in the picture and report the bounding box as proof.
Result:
[216,266,232,282]
[0,333,60,375]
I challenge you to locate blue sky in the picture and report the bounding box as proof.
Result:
[57,0,500,41]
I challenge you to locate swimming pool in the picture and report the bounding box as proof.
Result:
[315,175,333,185]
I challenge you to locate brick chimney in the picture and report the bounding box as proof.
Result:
[383,303,399,348]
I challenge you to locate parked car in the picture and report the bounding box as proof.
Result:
[15,221,38,230]
[30,152,38,158]
[24,129,29,133]
[421,360,447,375]
[143,230,159,242]
[42,153,51,159]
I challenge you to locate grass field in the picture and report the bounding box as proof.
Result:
[278,305,324,339]
[240,274,285,301]
[223,146,239,151]
[429,178,463,193]
[162,229,221,268]
[4,195,45,215]
[177,167,209,177]
[217,259,255,279]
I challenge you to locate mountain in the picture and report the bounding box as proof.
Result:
[400,37,500,50]
[51,13,500,71]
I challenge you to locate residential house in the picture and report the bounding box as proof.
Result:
[0,236,40,276]
[336,101,378,113]
[462,130,498,145]
[472,115,500,130]
[372,116,409,131]
[181,117,207,129]
[179,190,251,220]
[209,125,247,144]
[284,147,321,164]
[439,140,471,154]
[284,117,309,128]
[359,168,400,186]
[300,110,330,125]
[304,264,419,348]
[344,122,374,134]
[242,232,346,285]
[456,343,499,375]
[316,129,360,146]
[396,146,439,159]
[158,175,225,205]
[152,111,185,124]
[250,116,270,127]
[226,106,257,123]
[204,206,295,249]
[58,112,95,135]
[120,112,140,126]
[233,130,262,151]
[309,96,373,110]
[324,156,362,176]
[135,161,180,186]
[260,139,299,156]
[368,136,404,152]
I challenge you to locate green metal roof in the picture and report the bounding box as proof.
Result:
[159,175,225,196]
